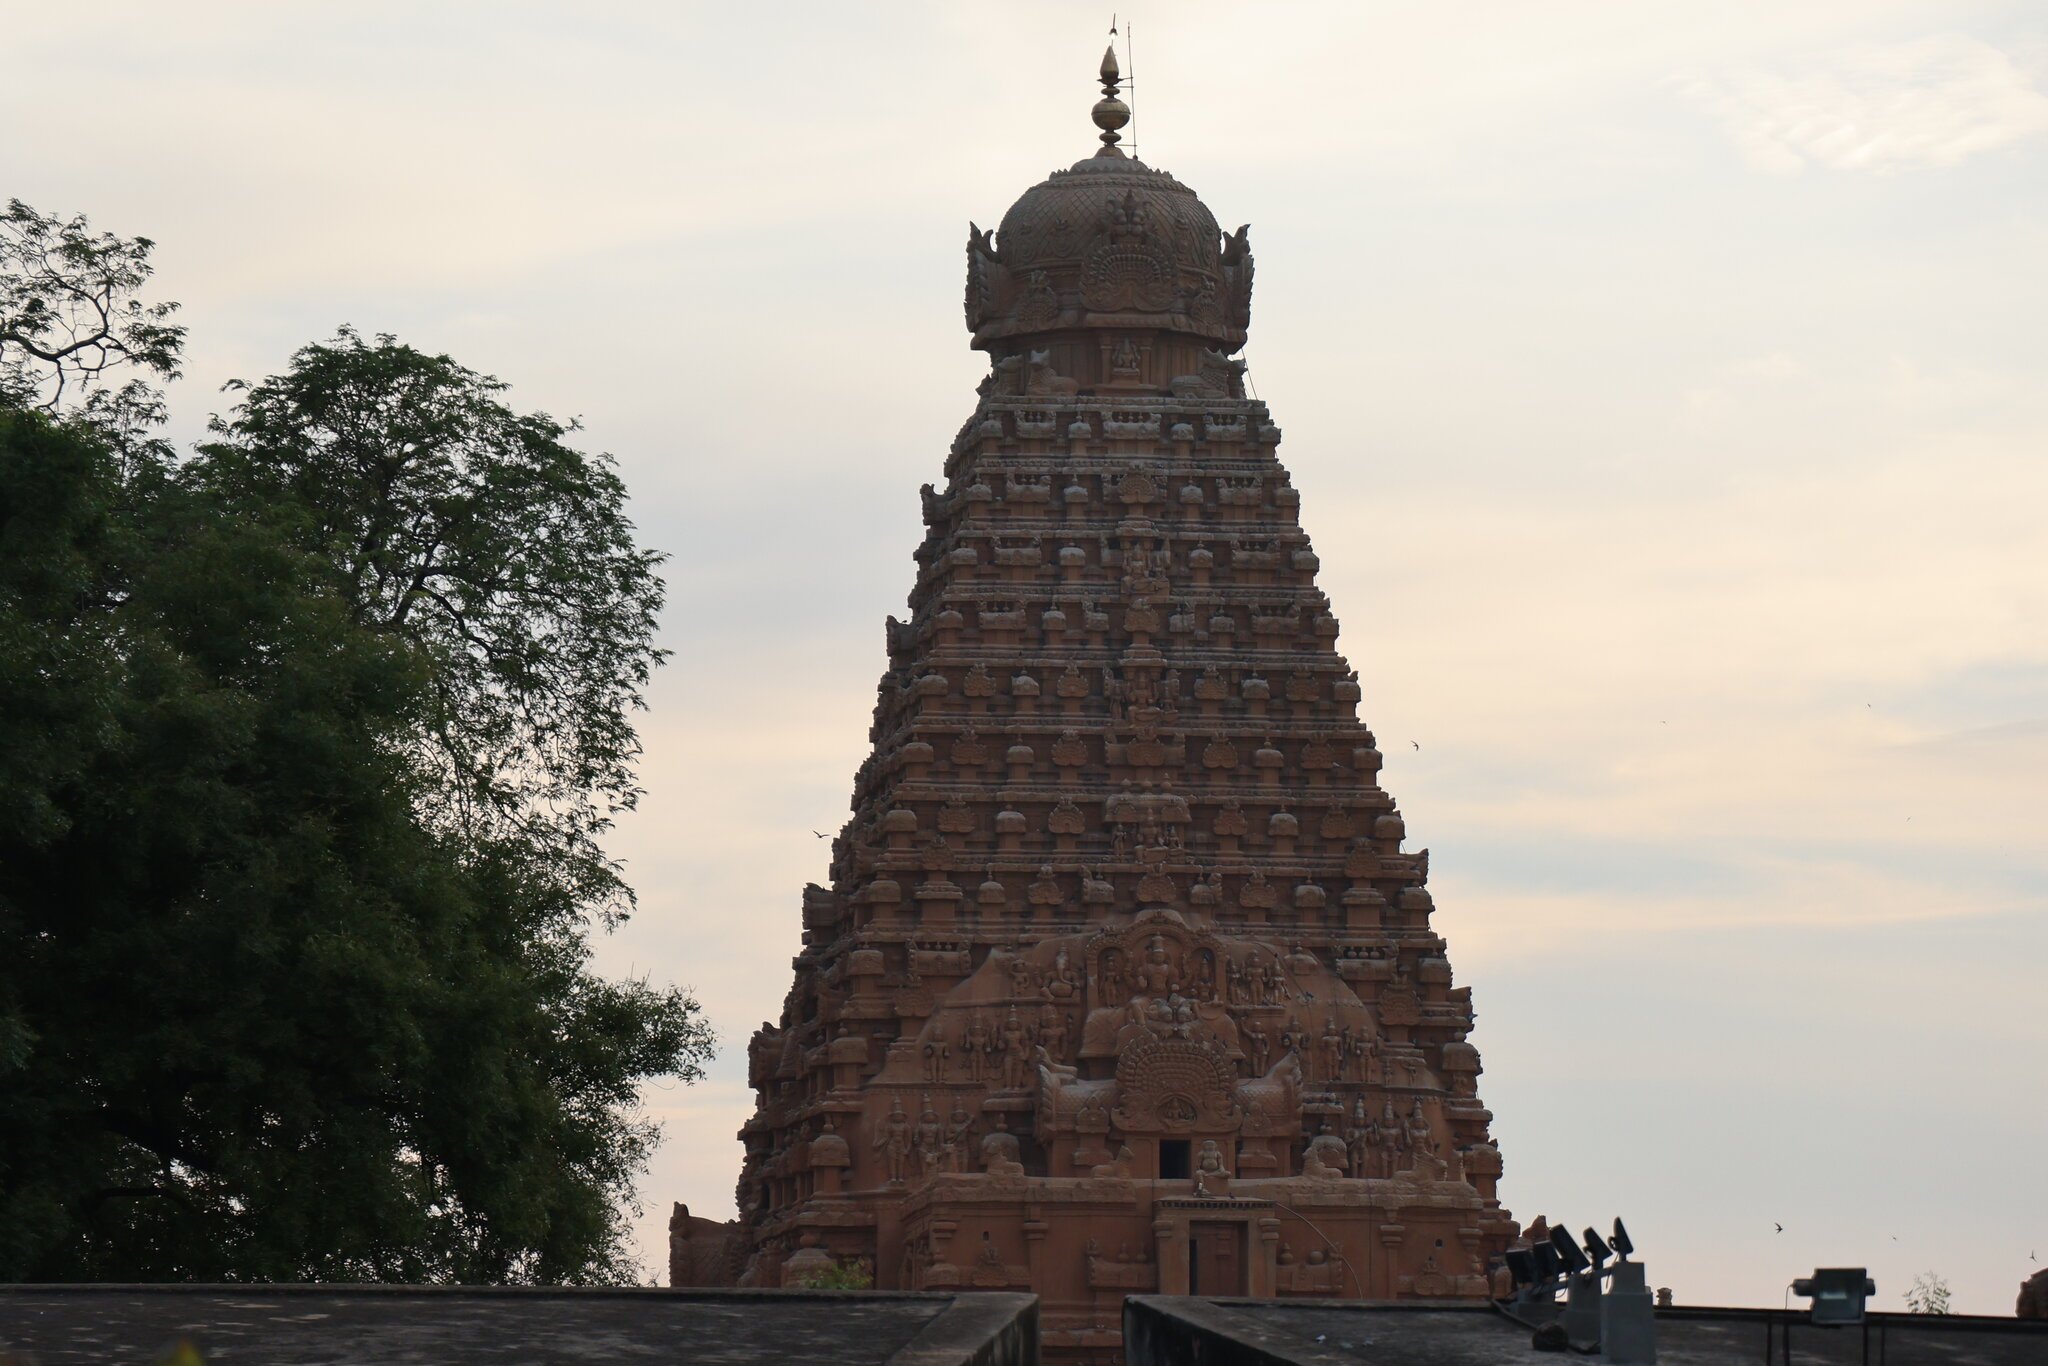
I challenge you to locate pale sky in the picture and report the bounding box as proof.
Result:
[8,0,2045,1313]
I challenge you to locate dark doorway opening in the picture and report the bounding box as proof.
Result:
[1190,1222,1246,1296]
[1160,1139,1191,1179]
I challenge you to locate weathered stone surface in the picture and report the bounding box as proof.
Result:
[709,50,1516,1361]
[0,1286,1039,1366]
[2020,1266,2048,1319]
[671,1200,742,1287]
[1125,1298,2048,1366]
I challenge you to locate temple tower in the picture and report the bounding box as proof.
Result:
[715,46,1517,1354]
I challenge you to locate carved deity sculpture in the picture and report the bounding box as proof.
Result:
[1137,935,1176,997]
[945,1103,975,1174]
[1407,1099,1436,1157]
[1098,948,1126,1007]
[875,1096,914,1185]
[959,1014,990,1083]
[1028,865,1063,905]
[1347,1097,1375,1176]
[1242,1016,1271,1075]
[1090,1143,1136,1179]
[1303,1121,1349,1181]
[1045,948,1081,1000]
[1193,1138,1231,1198]
[981,1114,1025,1177]
[1318,1017,1344,1084]
[1377,1100,1404,1178]
[1026,349,1080,398]
[914,1096,945,1176]
[999,1007,1032,1090]
[1038,1002,1071,1061]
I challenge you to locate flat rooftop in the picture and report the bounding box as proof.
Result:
[0,1285,1038,1366]
[1124,1298,2046,1366]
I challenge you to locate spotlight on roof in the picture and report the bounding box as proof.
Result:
[1504,1247,1538,1287]
[1611,1217,1633,1261]
[1532,1241,1562,1281]
[1550,1224,1591,1276]
[1583,1228,1613,1273]
[1792,1269,1877,1327]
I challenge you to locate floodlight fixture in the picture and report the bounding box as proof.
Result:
[1611,1217,1633,1261]
[1504,1247,1538,1287]
[1583,1228,1612,1272]
[1791,1268,1877,1326]
[1532,1241,1562,1280]
[1550,1224,1591,1275]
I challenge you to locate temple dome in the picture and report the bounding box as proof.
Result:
[964,50,1252,357]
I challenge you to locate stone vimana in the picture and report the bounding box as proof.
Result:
[677,45,1519,1358]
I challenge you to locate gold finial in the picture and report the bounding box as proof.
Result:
[1092,42,1130,155]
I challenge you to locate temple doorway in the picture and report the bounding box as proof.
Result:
[1187,1222,1245,1296]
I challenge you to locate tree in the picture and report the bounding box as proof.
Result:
[1905,1271,1951,1314]
[194,328,665,927]
[1,250,712,1281]
[1,199,184,438]
[794,1258,876,1290]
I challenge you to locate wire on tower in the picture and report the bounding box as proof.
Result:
[1106,14,1138,161]
[1123,20,1137,160]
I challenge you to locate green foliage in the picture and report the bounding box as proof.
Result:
[1904,1271,1951,1314]
[0,199,184,437]
[794,1258,876,1291]
[195,328,667,926]
[0,257,710,1282]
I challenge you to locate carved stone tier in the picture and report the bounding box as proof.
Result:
[704,54,1516,1365]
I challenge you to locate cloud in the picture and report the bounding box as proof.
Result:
[1678,33,2048,174]
[10,0,2045,1310]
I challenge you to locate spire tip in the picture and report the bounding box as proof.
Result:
[1091,41,1130,153]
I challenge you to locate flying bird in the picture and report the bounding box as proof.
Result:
[1774,1223,1783,1233]
[813,830,827,838]
[1410,740,1419,750]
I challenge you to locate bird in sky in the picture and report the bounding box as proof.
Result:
[1774,1223,1783,1233]
[1410,740,1419,750]
[812,830,827,838]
